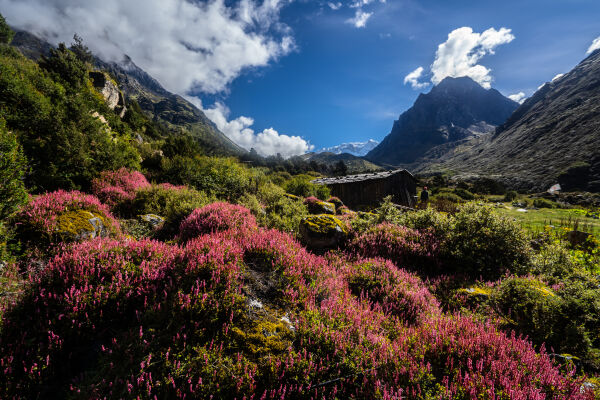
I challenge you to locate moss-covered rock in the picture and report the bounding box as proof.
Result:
[56,210,111,241]
[304,196,336,215]
[299,214,349,249]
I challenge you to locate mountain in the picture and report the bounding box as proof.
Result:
[10,30,244,156]
[316,139,379,157]
[367,76,519,165]
[298,152,383,174]
[417,50,600,192]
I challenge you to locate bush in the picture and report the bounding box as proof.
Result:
[179,202,257,241]
[0,13,14,45]
[283,174,330,200]
[443,204,531,280]
[397,207,451,236]
[0,119,28,220]
[128,185,213,237]
[13,190,120,249]
[504,190,518,202]
[345,258,439,324]
[433,192,463,203]
[533,198,557,209]
[348,223,441,273]
[91,168,150,211]
[493,275,600,369]
[454,188,475,200]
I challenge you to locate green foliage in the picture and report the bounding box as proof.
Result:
[493,275,600,370]
[39,43,87,90]
[283,174,330,200]
[238,183,309,235]
[504,190,518,202]
[128,185,213,237]
[443,204,531,279]
[433,191,463,203]
[533,198,557,209]
[0,13,14,45]
[454,188,475,200]
[158,155,261,201]
[69,34,94,65]
[0,44,140,191]
[397,207,451,235]
[0,119,28,220]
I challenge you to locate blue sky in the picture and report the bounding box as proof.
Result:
[2,0,599,156]
[206,0,600,151]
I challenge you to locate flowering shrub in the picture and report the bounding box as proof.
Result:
[0,222,591,398]
[178,202,257,241]
[347,222,441,274]
[344,257,440,324]
[13,190,120,248]
[91,168,150,210]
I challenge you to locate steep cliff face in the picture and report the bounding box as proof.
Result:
[417,50,600,192]
[367,76,519,165]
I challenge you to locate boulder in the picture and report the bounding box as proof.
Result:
[140,214,165,228]
[56,210,109,241]
[304,197,336,215]
[300,214,349,249]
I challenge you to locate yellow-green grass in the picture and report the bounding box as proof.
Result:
[494,205,600,238]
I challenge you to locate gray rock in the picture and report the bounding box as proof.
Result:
[300,214,349,249]
[140,214,165,228]
[89,71,127,118]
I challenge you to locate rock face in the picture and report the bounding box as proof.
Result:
[367,76,519,165]
[89,72,127,118]
[417,50,600,192]
[300,214,349,249]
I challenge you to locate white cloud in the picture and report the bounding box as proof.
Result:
[0,0,294,95]
[403,66,430,90]
[551,73,564,82]
[198,101,313,158]
[430,27,515,89]
[508,92,526,104]
[327,2,342,10]
[346,9,372,28]
[587,36,600,54]
[350,0,385,7]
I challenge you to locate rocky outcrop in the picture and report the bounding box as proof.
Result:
[89,71,127,118]
[56,210,110,241]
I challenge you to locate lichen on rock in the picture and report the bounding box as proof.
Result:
[300,214,349,249]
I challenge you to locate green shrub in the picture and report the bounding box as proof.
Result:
[533,198,556,209]
[443,204,531,280]
[283,174,330,200]
[493,275,600,369]
[504,190,518,202]
[0,13,14,45]
[129,185,214,237]
[0,119,28,220]
[398,207,451,236]
[158,155,261,201]
[433,192,462,203]
[530,241,578,284]
[454,188,475,200]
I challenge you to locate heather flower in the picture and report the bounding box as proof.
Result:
[92,168,150,208]
[178,202,257,241]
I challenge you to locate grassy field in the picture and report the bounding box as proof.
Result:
[494,204,600,237]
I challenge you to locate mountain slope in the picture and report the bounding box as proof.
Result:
[316,139,379,157]
[418,50,600,192]
[297,152,383,174]
[11,30,244,156]
[367,77,519,165]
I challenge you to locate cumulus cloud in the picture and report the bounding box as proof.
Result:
[508,92,526,104]
[197,101,313,158]
[346,9,373,28]
[430,27,515,88]
[327,2,342,10]
[0,0,294,95]
[587,36,600,54]
[404,27,514,90]
[403,67,430,90]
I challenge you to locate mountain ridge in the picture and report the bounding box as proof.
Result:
[367,76,519,165]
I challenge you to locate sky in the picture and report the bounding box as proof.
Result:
[1,0,599,156]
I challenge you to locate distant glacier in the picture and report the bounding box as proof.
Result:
[316,139,379,157]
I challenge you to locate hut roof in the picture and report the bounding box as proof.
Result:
[312,169,415,185]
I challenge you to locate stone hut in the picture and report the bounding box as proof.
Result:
[312,169,417,209]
